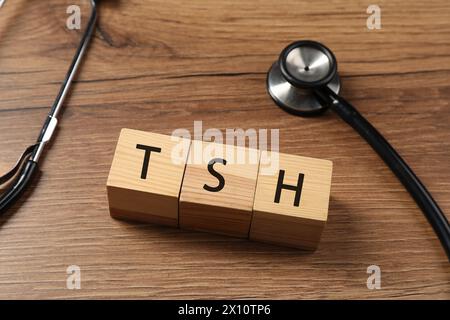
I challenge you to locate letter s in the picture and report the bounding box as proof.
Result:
[203,158,227,192]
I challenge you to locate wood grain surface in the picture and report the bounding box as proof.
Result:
[0,0,449,299]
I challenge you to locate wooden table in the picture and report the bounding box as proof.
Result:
[1,0,449,299]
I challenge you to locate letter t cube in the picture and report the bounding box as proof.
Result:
[106,129,190,227]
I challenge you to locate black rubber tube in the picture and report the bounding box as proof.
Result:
[318,86,450,261]
[0,160,38,214]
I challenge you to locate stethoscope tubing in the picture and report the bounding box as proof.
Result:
[317,86,450,260]
[0,0,97,214]
[31,0,98,163]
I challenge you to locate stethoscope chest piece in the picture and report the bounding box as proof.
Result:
[266,39,450,261]
[267,40,340,116]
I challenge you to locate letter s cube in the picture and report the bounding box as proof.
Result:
[179,141,260,238]
[250,152,333,250]
[106,129,190,227]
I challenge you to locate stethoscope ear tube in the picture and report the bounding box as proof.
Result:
[0,159,38,214]
[317,86,450,260]
[0,0,97,215]
[0,144,37,186]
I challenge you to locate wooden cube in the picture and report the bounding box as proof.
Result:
[106,129,190,227]
[179,141,260,237]
[249,151,333,250]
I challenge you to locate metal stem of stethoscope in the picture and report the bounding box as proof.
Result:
[0,0,97,213]
[267,40,450,261]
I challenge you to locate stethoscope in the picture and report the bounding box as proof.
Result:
[0,1,449,261]
[267,40,450,260]
[0,0,97,212]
